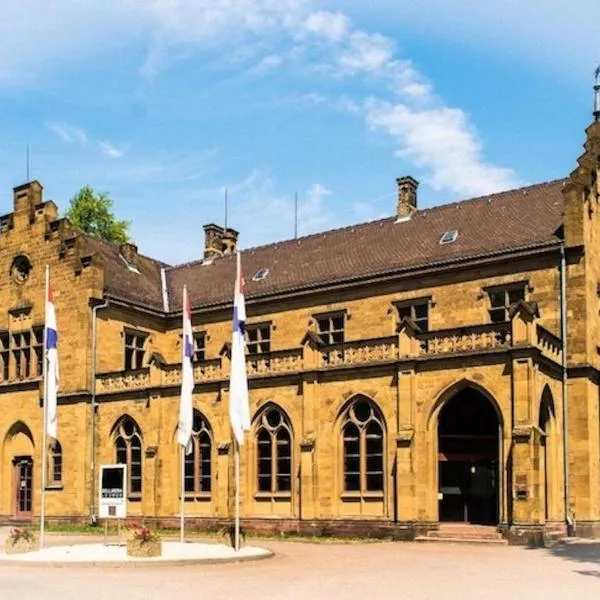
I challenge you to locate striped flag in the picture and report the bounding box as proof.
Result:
[45,280,59,440]
[177,286,194,454]
[229,252,250,446]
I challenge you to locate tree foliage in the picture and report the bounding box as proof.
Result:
[65,186,131,244]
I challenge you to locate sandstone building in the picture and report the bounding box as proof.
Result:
[1,116,600,546]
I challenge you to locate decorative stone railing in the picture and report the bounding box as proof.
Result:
[96,368,150,393]
[193,359,223,381]
[536,324,563,362]
[162,359,223,387]
[247,348,303,376]
[416,323,511,356]
[319,336,398,367]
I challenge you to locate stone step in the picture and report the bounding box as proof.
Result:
[427,531,503,541]
[415,536,508,546]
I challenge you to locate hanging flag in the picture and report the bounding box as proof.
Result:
[229,252,251,446]
[45,279,59,440]
[177,286,194,454]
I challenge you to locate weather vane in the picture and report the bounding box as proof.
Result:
[594,63,600,121]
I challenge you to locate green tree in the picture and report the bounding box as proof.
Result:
[65,186,131,244]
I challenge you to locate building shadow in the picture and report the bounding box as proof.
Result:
[536,540,600,578]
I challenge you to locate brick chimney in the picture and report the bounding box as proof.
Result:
[203,223,225,259]
[396,176,419,220]
[221,227,239,255]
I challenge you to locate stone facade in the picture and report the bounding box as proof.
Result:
[1,120,600,545]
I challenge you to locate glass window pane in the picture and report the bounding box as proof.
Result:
[277,475,291,492]
[332,331,344,344]
[332,316,343,330]
[490,308,506,323]
[508,288,525,304]
[366,473,383,491]
[490,292,505,308]
[414,304,428,319]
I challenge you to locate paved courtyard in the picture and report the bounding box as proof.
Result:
[0,532,599,599]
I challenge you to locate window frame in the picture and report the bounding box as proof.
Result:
[484,282,528,323]
[314,311,346,345]
[48,439,63,487]
[0,331,9,382]
[123,329,148,371]
[393,297,431,332]
[114,417,143,500]
[183,411,213,499]
[245,323,271,355]
[340,397,385,499]
[254,406,293,499]
[192,332,206,363]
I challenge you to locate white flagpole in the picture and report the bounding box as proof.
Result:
[234,439,240,552]
[180,446,185,543]
[40,265,49,549]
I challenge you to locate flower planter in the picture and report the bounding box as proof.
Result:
[126,539,162,558]
[5,538,37,555]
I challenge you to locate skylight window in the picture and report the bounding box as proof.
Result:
[252,268,269,282]
[119,253,140,274]
[439,230,458,245]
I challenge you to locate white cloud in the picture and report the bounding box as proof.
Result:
[364,99,520,195]
[338,31,395,74]
[46,122,88,145]
[303,11,349,41]
[8,1,523,202]
[98,141,125,159]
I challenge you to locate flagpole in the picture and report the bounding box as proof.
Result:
[234,439,240,552]
[40,265,49,549]
[180,446,185,543]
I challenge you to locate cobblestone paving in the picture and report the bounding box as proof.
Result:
[1,535,599,600]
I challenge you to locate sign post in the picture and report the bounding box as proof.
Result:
[99,465,127,544]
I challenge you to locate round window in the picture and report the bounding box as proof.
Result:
[11,255,32,284]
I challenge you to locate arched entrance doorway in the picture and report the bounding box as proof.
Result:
[438,387,500,525]
[3,421,35,520]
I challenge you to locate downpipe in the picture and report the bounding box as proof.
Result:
[89,299,109,523]
[559,243,574,536]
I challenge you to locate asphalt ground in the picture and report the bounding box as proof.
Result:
[0,532,599,600]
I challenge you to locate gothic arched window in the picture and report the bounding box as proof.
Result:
[255,406,292,495]
[341,397,385,494]
[184,411,212,496]
[114,416,143,499]
[49,440,62,485]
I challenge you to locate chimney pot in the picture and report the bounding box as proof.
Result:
[203,223,225,259]
[396,176,419,219]
[221,227,239,255]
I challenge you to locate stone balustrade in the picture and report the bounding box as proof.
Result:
[247,349,303,376]
[319,336,398,367]
[416,323,511,356]
[96,368,150,393]
[536,324,563,362]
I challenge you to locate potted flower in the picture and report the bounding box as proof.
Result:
[125,523,161,558]
[5,528,37,554]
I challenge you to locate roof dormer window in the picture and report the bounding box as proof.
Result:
[439,230,458,245]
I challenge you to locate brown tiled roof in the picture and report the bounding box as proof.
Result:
[88,179,567,313]
[82,236,168,310]
[166,179,566,311]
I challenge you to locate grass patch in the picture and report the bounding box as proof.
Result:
[31,522,391,545]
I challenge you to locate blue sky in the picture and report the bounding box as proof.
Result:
[0,1,598,265]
